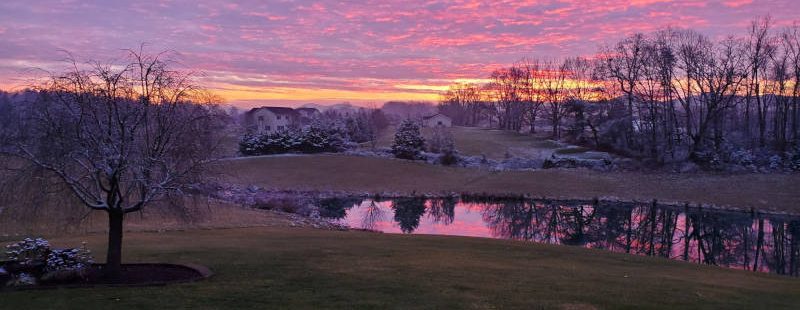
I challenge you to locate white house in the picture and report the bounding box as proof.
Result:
[245,107,298,134]
[422,113,452,128]
[244,106,321,134]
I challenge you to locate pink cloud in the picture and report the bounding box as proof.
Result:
[0,0,796,106]
[722,0,753,8]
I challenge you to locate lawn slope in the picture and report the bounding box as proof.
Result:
[2,227,798,309]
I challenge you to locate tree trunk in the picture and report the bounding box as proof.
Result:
[106,209,124,280]
[753,218,764,272]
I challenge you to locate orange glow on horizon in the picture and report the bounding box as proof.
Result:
[209,84,441,105]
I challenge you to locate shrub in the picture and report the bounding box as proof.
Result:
[691,149,724,171]
[45,244,93,273]
[239,124,348,155]
[439,149,460,166]
[5,238,50,267]
[790,146,800,171]
[727,148,755,167]
[2,238,94,286]
[428,128,454,153]
[298,124,347,153]
[238,133,262,156]
[769,154,783,170]
[7,273,36,287]
[392,119,425,160]
[428,127,458,165]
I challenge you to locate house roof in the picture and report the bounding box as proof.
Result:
[295,107,320,114]
[246,106,299,117]
[422,113,450,120]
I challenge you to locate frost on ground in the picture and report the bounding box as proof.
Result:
[189,183,349,231]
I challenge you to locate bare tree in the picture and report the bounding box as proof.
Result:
[673,32,748,156]
[598,33,647,145]
[562,56,598,142]
[745,16,775,146]
[0,49,227,279]
[440,83,489,126]
[519,59,545,133]
[768,34,793,151]
[541,60,568,139]
[785,24,800,145]
[489,67,528,131]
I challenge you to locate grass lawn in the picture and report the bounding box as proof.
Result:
[217,154,800,213]
[375,126,562,160]
[2,227,798,309]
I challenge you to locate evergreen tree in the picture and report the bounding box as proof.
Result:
[392,119,425,160]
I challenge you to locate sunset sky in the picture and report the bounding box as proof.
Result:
[1,0,798,108]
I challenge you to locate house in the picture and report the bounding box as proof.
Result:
[422,113,452,128]
[244,107,299,134]
[244,106,322,134]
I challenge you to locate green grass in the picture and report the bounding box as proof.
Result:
[218,154,800,213]
[2,227,799,309]
[375,126,559,160]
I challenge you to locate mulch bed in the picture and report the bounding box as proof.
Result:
[1,263,212,291]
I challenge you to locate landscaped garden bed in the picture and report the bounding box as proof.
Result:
[1,238,211,291]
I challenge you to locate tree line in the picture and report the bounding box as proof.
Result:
[440,16,800,166]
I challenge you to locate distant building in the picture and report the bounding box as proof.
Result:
[295,107,322,124]
[244,107,301,134]
[422,113,452,128]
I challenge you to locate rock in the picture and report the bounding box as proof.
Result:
[543,154,611,170]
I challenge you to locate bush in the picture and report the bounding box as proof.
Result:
[239,124,348,155]
[2,238,94,286]
[428,127,458,165]
[298,124,346,153]
[392,119,425,160]
[790,146,800,171]
[727,148,755,167]
[428,128,453,153]
[7,273,36,287]
[439,150,460,166]
[691,149,724,171]
[44,245,93,273]
[5,238,50,267]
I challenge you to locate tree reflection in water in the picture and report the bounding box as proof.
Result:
[319,197,800,276]
[391,197,427,233]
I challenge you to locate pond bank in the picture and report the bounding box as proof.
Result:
[214,154,800,213]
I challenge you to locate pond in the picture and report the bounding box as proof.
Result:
[317,197,800,277]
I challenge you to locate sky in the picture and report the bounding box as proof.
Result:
[0,0,798,108]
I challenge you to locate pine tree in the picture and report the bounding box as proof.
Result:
[392,119,425,160]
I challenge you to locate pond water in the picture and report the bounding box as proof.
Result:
[318,197,800,277]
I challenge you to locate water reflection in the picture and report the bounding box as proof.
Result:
[319,197,800,276]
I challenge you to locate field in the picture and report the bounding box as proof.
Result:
[2,227,799,309]
[4,127,799,309]
[218,154,800,213]
[374,126,564,160]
